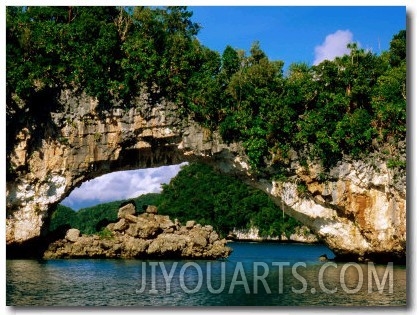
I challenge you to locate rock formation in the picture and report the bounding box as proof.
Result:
[44,205,232,259]
[264,153,406,262]
[6,90,406,263]
[228,226,319,243]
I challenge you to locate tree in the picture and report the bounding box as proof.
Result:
[49,205,77,232]
[371,30,406,143]
[221,43,284,168]
[389,30,406,67]
[221,45,241,79]
[157,163,302,237]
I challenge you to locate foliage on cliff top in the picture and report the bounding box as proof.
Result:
[7,6,406,171]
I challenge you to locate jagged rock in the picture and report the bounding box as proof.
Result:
[189,228,209,248]
[106,223,115,231]
[146,205,158,214]
[137,221,160,239]
[43,205,232,259]
[147,234,189,257]
[176,226,189,235]
[209,231,219,244]
[186,220,195,229]
[289,233,318,243]
[124,214,138,223]
[204,225,213,233]
[113,219,128,232]
[65,229,80,242]
[118,203,136,219]
[202,239,231,259]
[121,237,151,258]
[157,215,176,230]
[192,235,207,248]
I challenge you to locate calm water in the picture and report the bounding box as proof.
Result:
[7,242,406,306]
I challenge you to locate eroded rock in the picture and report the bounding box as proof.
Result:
[118,204,136,219]
[6,90,406,263]
[146,205,158,214]
[65,229,80,243]
[44,205,232,259]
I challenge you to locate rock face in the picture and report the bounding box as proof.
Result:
[6,91,238,245]
[6,90,406,262]
[228,226,318,243]
[44,206,232,259]
[265,156,406,262]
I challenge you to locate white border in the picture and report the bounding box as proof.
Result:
[2,1,416,314]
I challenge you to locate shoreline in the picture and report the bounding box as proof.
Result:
[226,238,321,245]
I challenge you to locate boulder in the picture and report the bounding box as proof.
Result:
[209,231,220,244]
[118,203,136,219]
[124,214,138,223]
[206,240,232,259]
[65,229,80,243]
[137,221,160,239]
[192,235,207,248]
[146,205,158,214]
[113,219,128,232]
[121,237,150,257]
[44,206,232,260]
[204,225,214,233]
[147,234,189,257]
[189,228,209,248]
[158,217,176,230]
[186,220,195,229]
[126,224,138,237]
[106,223,115,231]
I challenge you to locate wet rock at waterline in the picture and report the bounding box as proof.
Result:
[43,206,232,259]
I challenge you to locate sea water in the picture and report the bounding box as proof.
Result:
[6,242,406,306]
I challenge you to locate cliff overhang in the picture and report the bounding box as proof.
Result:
[6,91,406,263]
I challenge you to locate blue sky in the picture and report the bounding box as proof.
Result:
[61,164,187,210]
[61,6,406,210]
[190,6,406,68]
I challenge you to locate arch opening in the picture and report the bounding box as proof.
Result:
[61,163,186,211]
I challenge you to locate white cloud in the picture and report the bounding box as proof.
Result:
[313,30,354,65]
[61,163,186,210]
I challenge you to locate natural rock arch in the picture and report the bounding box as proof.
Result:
[6,91,406,262]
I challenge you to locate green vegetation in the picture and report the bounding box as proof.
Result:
[50,163,301,237]
[8,6,406,243]
[216,37,406,170]
[7,6,406,175]
[157,163,301,237]
[6,6,201,105]
[97,227,113,240]
[48,204,77,232]
[49,193,161,235]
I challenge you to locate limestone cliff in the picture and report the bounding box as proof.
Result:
[266,154,406,262]
[228,226,319,243]
[6,90,406,262]
[6,91,238,245]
